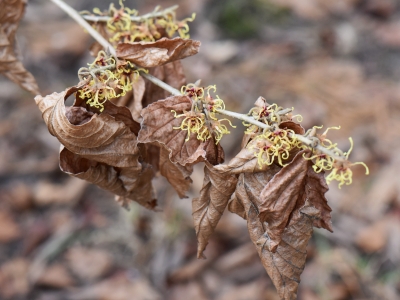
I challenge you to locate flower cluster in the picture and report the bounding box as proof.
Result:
[301,126,369,188]
[244,103,303,136]
[249,127,300,167]
[172,84,234,144]
[82,1,195,44]
[78,51,144,112]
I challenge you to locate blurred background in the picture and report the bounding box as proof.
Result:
[1,0,400,299]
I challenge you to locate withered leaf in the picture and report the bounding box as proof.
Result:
[138,95,224,166]
[279,121,305,135]
[35,87,140,167]
[259,151,333,243]
[303,167,333,232]
[0,0,39,94]
[234,171,320,300]
[159,147,193,198]
[214,138,270,174]
[130,75,146,122]
[116,37,200,68]
[192,162,237,258]
[229,168,281,221]
[258,150,310,252]
[35,86,156,209]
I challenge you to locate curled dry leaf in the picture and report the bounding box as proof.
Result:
[35,86,156,209]
[159,147,193,198]
[138,95,224,166]
[233,171,320,300]
[192,162,238,258]
[258,151,310,252]
[0,0,39,94]
[116,37,200,68]
[214,138,271,174]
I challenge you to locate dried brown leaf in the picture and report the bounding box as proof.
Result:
[138,95,224,166]
[35,87,140,168]
[60,147,156,210]
[258,151,333,251]
[192,162,238,258]
[116,37,200,68]
[0,0,39,94]
[159,147,193,198]
[130,75,146,122]
[258,151,310,252]
[35,87,156,209]
[279,121,305,135]
[234,171,320,300]
[65,247,112,281]
[304,167,333,232]
[229,168,281,220]
[214,139,270,174]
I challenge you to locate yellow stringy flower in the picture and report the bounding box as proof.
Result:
[83,2,195,43]
[79,51,145,111]
[325,138,369,188]
[211,118,236,144]
[249,128,298,167]
[172,110,206,142]
[177,84,235,144]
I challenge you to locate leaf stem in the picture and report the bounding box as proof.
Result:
[82,5,179,22]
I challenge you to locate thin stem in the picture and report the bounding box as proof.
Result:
[138,71,181,96]
[50,0,116,56]
[82,5,179,22]
[216,109,272,130]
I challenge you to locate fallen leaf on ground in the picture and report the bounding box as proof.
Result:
[0,0,39,94]
[67,272,161,300]
[0,258,30,299]
[65,247,112,281]
[36,264,75,288]
[33,177,87,206]
[117,37,200,68]
[356,219,388,253]
[0,210,21,243]
[192,162,237,258]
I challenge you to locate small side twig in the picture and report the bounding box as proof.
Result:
[82,5,179,22]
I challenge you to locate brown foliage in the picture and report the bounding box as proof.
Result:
[138,95,224,166]
[214,139,271,174]
[232,169,323,300]
[35,86,156,209]
[0,0,39,94]
[159,147,193,198]
[192,162,238,258]
[116,37,200,68]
